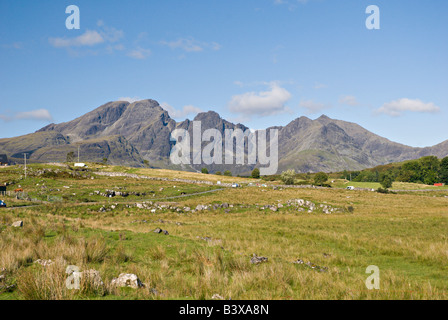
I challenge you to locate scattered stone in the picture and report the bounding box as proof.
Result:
[294,259,328,273]
[110,273,145,289]
[250,254,268,264]
[212,294,225,300]
[34,259,54,267]
[153,228,169,235]
[11,221,23,228]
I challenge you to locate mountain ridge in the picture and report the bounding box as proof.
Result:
[1,99,447,174]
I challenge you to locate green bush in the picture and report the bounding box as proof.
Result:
[251,168,260,179]
[314,172,329,186]
[280,169,296,185]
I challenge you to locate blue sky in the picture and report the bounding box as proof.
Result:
[0,0,447,147]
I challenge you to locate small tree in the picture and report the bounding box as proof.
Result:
[224,170,232,177]
[251,168,260,179]
[66,151,75,163]
[201,168,209,174]
[314,172,329,186]
[102,158,108,165]
[215,171,222,176]
[380,173,393,189]
[143,160,149,167]
[280,169,296,185]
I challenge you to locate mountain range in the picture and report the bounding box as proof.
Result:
[1,99,447,174]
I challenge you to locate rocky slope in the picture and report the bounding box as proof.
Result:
[1,99,446,173]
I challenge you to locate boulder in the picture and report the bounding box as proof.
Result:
[154,228,169,235]
[110,273,144,289]
[250,254,268,264]
[11,221,23,228]
[81,269,104,287]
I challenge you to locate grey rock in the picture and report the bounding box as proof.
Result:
[11,221,23,228]
[110,273,145,289]
[251,254,268,264]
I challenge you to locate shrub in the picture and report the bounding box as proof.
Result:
[380,173,394,189]
[201,168,209,174]
[280,170,296,185]
[251,168,260,179]
[314,172,329,186]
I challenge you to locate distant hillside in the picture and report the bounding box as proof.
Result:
[1,99,447,174]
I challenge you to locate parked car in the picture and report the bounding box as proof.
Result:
[231,183,240,188]
[0,200,6,208]
[346,186,355,190]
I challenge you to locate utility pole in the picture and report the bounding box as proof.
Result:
[24,153,27,179]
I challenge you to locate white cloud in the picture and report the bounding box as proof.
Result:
[228,82,292,117]
[274,0,310,10]
[161,103,203,119]
[49,30,104,48]
[16,109,53,121]
[160,37,221,53]
[314,82,327,89]
[127,47,152,59]
[49,21,125,56]
[0,109,53,122]
[2,42,23,49]
[339,95,360,106]
[299,100,331,115]
[118,97,141,103]
[0,114,11,121]
[376,98,441,117]
[100,26,124,43]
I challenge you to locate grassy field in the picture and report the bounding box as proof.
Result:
[1,163,447,300]
[331,179,448,191]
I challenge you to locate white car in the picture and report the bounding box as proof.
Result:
[346,186,355,190]
[231,183,240,188]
